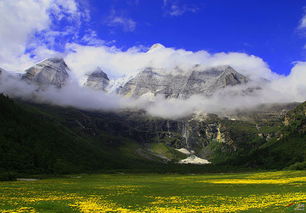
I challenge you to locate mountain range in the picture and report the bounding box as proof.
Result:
[1,57,251,98]
[0,57,305,175]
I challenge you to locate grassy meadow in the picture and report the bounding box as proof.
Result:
[0,171,305,212]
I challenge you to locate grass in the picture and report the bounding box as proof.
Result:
[0,171,305,212]
[150,143,187,161]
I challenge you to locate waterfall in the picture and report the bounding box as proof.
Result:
[182,122,190,149]
[167,120,171,137]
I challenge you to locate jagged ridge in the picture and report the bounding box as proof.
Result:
[118,65,248,98]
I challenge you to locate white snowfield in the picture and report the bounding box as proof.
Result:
[106,74,136,93]
[179,155,211,165]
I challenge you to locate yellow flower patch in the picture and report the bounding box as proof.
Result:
[1,207,37,213]
[144,192,306,213]
[69,197,133,213]
[0,171,305,213]
[197,176,306,184]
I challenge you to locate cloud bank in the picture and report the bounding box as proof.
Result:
[64,43,277,81]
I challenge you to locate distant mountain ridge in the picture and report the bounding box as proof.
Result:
[118,65,248,99]
[11,57,249,98]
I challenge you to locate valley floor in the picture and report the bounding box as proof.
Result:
[0,171,305,212]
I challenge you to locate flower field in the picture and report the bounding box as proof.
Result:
[0,171,305,212]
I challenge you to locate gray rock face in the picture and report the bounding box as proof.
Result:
[119,65,248,99]
[22,58,70,88]
[84,67,109,91]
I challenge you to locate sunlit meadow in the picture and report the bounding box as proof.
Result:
[0,171,305,212]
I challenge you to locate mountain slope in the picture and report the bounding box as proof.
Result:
[0,94,105,173]
[0,93,304,174]
[0,95,170,174]
[257,101,306,169]
[218,102,306,169]
[27,99,302,169]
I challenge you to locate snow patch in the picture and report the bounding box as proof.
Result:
[106,74,136,93]
[179,155,211,165]
[17,178,39,181]
[175,148,191,155]
[141,91,156,101]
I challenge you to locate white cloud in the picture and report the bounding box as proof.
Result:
[268,61,306,103]
[81,29,105,46]
[64,43,275,82]
[0,0,90,71]
[50,0,79,20]
[107,16,136,32]
[299,11,306,29]
[106,9,136,32]
[163,0,199,16]
[169,4,198,16]
[0,72,123,111]
[0,0,51,69]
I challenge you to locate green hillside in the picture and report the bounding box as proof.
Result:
[258,102,305,169]
[0,95,166,174]
[0,94,305,176]
[226,102,306,169]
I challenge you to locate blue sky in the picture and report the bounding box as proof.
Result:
[65,0,306,76]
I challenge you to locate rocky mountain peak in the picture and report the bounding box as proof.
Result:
[89,67,109,80]
[84,67,109,91]
[214,66,248,87]
[22,57,70,88]
[138,67,162,77]
[118,65,249,99]
[148,43,165,52]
